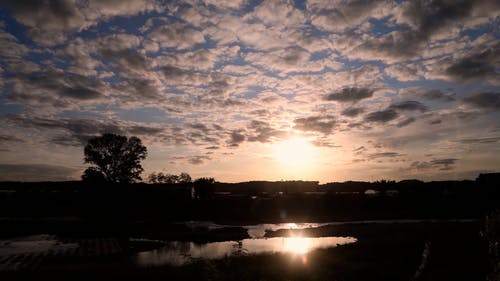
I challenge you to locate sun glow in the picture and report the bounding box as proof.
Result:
[272,137,317,172]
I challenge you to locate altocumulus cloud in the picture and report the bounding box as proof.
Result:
[364,109,399,123]
[324,87,375,103]
[463,92,500,110]
[0,0,498,181]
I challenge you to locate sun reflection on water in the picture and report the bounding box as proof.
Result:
[135,236,357,267]
[283,237,311,255]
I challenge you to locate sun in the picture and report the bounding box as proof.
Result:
[272,137,317,172]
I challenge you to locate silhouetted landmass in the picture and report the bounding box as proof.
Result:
[0,173,498,279]
[0,173,498,228]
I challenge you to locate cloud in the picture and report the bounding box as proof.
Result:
[444,45,499,84]
[6,70,106,110]
[430,158,459,170]
[463,92,500,110]
[310,138,341,148]
[347,0,500,63]
[98,43,152,78]
[190,123,210,133]
[309,0,392,32]
[0,25,30,59]
[4,114,165,145]
[324,87,375,103]
[341,107,364,117]
[409,161,432,170]
[183,127,220,146]
[157,48,227,71]
[353,146,366,154]
[206,76,233,97]
[172,155,212,165]
[0,0,498,182]
[251,0,305,27]
[148,23,205,50]
[247,120,286,142]
[202,0,247,9]
[4,0,162,45]
[160,66,209,86]
[394,0,499,39]
[208,16,292,50]
[458,137,500,144]
[294,115,336,134]
[389,101,427,112]
[364,109,399,123]
[227,130,246,147]
[188,155,211,165]
[409,158,459,171]
[368,152,405,159]
[0,134,25,143]
[112,77,163,102]
[243,47,326,74]
[414,88,456,102]
[5,114,120,141]
[384,63,424,81]
[348,30,421,63]
[128,125,164,136]
[0,163,79,181]
[50,135,84,147]
[397,117,416,128]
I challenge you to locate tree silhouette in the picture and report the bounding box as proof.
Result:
[193,177,215,199]
[83,134,147,183]
[148,171,192,185]
[148,172,159,183]
[179,172,192,184]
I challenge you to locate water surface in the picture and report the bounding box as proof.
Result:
[183,219,477,238]
[134,236,357,267]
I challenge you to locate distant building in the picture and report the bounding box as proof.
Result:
[364,189,380,196]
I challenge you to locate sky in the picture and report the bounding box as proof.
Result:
[0,0,499,183]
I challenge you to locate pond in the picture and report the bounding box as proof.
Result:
[133,219,476,267]
[133,236,357,267]
[183,219,477,238]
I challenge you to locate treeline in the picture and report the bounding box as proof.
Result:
[0,173,498,197]
[322,173,500,196]
[0,173,498,223]
[214,180,319,194]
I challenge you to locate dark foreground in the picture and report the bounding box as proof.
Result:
[1,175,498,280]
[0,220,490,281]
